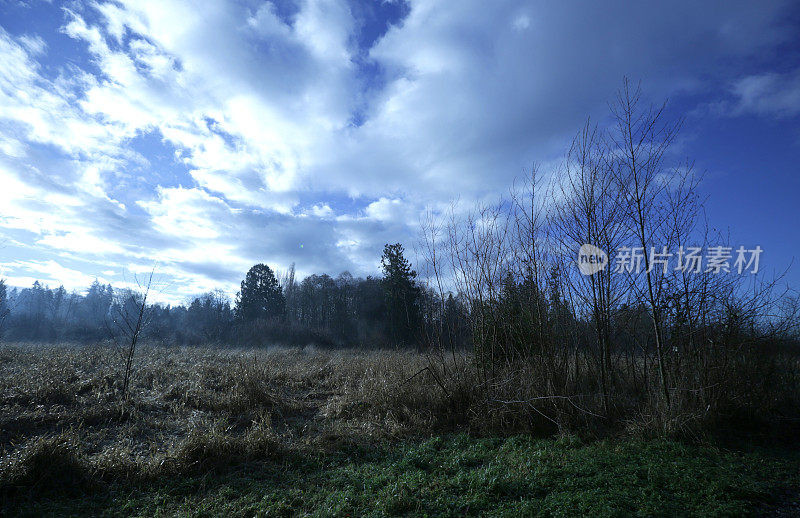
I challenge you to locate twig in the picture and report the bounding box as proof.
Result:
[399,367,430,387]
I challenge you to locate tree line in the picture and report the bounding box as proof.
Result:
[0,243,444,349]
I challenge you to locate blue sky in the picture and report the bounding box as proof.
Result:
[0,0,798,303]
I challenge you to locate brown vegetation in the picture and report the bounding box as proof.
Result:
[1,339,798,497]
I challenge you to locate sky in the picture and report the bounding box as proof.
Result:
[0,0,798,304]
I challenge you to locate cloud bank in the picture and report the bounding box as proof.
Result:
[0,0,797,302]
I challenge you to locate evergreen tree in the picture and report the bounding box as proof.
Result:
[236,264,285,322]
[381,243,421,346]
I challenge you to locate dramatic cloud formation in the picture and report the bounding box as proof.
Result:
[0,0,798,302]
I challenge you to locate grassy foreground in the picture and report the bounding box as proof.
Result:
[1,344,798,516]
[7,434,799,517]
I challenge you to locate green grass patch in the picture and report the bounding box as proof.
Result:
[5,435,798,517]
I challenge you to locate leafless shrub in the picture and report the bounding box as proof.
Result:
[414,78,800,438]
[106,268,156,400]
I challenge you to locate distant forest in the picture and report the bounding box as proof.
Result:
[0,243,468,349]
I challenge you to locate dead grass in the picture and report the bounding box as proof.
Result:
[0,343,443,494]
[0,341,797,498]
[0,433,92,495]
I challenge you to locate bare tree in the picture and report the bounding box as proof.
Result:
[551,119,626,412]
[608,78,684,409]
[107,267,156,400]
[509,166,551,357]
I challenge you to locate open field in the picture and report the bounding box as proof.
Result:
[1,343,799,516]
[3,0,800,515]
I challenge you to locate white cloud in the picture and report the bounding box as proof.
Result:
[305,203,335,219]
[17,34,46,55]
[294,0,354,64]
[364,197,413,223]
[37,232,126,256]
[0,259,103,290]
[247,2,292,39]
[512,14,530,32]
[138,186,230,240]
[730,69,800,118]
[0,0,796,300]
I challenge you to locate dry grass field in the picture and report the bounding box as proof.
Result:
[0,343,435,471]
[1,342,799,516]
